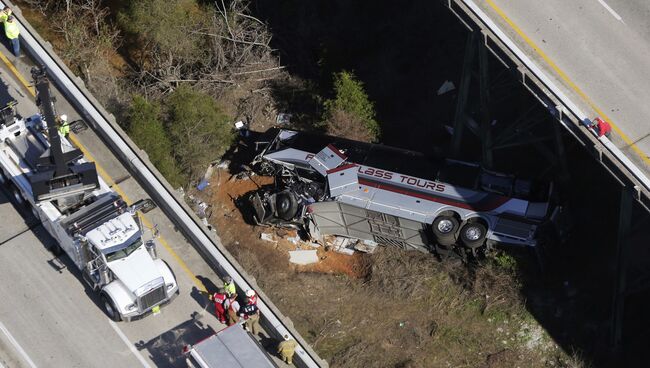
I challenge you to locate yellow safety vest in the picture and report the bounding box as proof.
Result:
[58,121,70,136]
[5,20,18,40]
[0,10,11,23]
[224,281,236,296]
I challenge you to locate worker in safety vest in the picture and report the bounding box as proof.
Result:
[278,335,298,365]
[58,114,70,137]
[223,276,236,297]
[4,15,19,57]
[0,7,12,23]
[207,288,227,324]
[240,297,261,335]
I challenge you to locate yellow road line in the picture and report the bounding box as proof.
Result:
[486,0,650,164]
[0,50,207,293]
[0,52,35,96]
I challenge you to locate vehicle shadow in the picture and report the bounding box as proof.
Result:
[135,315,216,368]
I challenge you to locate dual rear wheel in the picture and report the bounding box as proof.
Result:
[432,215,487,250]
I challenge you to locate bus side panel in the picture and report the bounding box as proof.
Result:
[310,202,432,253]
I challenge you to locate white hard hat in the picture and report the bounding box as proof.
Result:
[60,114,68,121]
[246,289,256,297]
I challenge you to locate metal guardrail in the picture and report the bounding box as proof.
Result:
[4,2,327,367]
[445,0,650,211]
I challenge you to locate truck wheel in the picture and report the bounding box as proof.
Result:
[101,294,122,322]
[276,191,298,221]
[49,243,63,256]
[459,222,487,249]
[11,187,25,205]
[432,215,458,246]
[0,169,8,186]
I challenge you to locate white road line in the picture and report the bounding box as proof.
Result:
[597,0,624,22]
[0,321,37,368]
[108,320,153,368]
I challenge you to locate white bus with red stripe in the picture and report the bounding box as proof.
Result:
[250,129,559,254]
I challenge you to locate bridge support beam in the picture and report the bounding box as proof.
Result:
[610,185,633,349]
[451,32,476,157]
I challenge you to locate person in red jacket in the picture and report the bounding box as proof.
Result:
[208,288,227,324]
[592,117,612,138]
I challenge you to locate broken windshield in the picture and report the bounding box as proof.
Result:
[105,238,143,262]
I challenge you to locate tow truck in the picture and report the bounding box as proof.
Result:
[0,68,178,321]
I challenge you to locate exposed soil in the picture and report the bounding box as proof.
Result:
[191,167,575,368]
[200,167,370,279]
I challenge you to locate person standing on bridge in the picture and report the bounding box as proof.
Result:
[224,294,240,326]
[240,296,261,336]
[245,289,257,305]
[223,276,236,297]
[278,334,298,365]
[4,15,19,57]
[208,288,227,324]
[58,114,70,138]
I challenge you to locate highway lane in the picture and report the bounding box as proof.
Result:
[0,189,148,368]
[476,0,650,174]
[0,46,231,368]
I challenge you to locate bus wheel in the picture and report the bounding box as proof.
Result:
[276,191,298,220]
[432,215,458,246]
[460,222,487,249]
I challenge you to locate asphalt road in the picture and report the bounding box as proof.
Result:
[476,0,650,175]
[0,43,283,367]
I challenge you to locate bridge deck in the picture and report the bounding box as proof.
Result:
[473,0,650,186]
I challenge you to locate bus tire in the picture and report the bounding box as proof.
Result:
[432,215,458,246]
[276,191,298,221]
[459,222,487,249]
[101,294,122,322]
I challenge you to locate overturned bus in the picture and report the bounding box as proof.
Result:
[248,129,564,256]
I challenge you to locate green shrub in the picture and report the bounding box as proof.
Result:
[165,85,235,182]
[323,71,380,142]
[126,95,185,187]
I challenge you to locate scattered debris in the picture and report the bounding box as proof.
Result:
[196,201,209,218]
[217,160,230,169]
[260,233,277,243]
[276,113,292,125]
[437,80,456,95]
[287,235,301,245]
[328,236,357,256]
[234,120,246,130]
[289,249,319,265]
[335,247,355,256]
[197,179,210,191]
[354,239,378,254]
